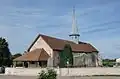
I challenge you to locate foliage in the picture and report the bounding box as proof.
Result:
[12,53,22,60]
[59,51,65,68]
[59,44,73,67]
[38,68,57,79]
[0,37,12,67]
[102,59,116,67]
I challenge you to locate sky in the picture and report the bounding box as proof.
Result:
[0,0,120,59]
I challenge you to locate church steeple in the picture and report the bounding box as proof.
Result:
[69,7,80,44]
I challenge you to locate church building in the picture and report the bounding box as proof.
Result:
[14,8,102,68]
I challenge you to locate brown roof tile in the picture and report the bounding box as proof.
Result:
[27,34,98,53]
[14,48,50,61]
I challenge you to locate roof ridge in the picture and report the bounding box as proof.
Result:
[39,34,75,43]
[27,33,98,53]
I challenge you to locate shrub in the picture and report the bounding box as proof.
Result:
[59,44,73,68]
[38,68,57,79]
[102,59,116,67]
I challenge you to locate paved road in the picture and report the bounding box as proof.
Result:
[1,75,120,79]
[58,76,120,79]
[0,75,37,79]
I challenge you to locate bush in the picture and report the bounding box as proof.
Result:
[38,68,57,79]
[102,59,116,67]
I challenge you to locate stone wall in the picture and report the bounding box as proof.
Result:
[5,67,120,76]
[73,52,100,67]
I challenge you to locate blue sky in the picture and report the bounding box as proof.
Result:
[0,0,120,58]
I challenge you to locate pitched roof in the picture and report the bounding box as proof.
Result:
[27,34,98,53]
[14,48,50,61]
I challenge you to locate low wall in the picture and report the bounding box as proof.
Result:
[5,67,120,76]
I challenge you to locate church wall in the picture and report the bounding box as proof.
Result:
[52,52,99,67]
[29,36,52,56]
[53,52,60,67]
[29,36,54,67]
[73,52,99,67]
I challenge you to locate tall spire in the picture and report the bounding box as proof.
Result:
[69,6,80,44]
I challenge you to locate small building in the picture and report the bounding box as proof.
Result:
[14,34,101,68]
[115,58,120,67]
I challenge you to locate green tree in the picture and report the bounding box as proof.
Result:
[59,51,65,68]
[0,37,12,67]
[102,59,116,67]
[59,44,73,67]
[12,53,22,60]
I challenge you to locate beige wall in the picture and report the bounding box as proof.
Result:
[29,36,54,67]
[30,36,53,56]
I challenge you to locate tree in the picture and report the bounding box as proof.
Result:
[59,44,73,67]
[12,53,22,60]
[0,37,12,67]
